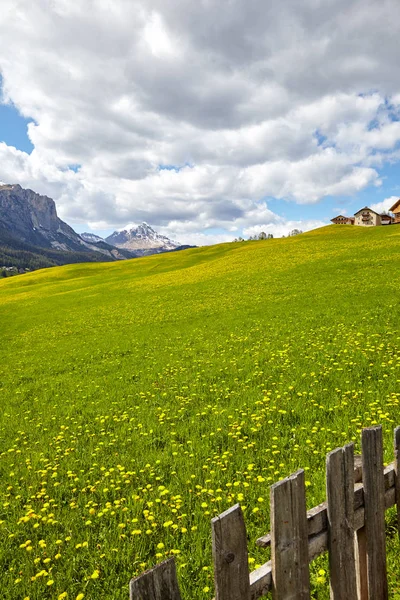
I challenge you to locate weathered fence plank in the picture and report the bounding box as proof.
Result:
[212,503,250,600]
[129,558,182,600]
[257,458,363,549]
[394,426,400,537]
[257,464,395,556]
[131,426,400,600]
[326,443,357,600]
[270,469,310,599]
[249,561,272,600]
[355,525,368,600]
[361,426,388,600]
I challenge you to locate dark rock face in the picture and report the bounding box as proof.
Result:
[0,184,82,249]
[0,184,134,268]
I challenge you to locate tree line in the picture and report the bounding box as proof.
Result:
[233,229,303,242]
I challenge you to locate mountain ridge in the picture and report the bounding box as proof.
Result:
[0,184,193,270]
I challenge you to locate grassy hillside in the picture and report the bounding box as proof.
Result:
[1,225,400,599]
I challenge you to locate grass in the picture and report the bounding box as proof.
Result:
[1,224,400,599]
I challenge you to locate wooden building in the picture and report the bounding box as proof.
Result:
[331,215,355,225]
[354,207,381,227]
[389,199,400,223]
[380,213,394,225]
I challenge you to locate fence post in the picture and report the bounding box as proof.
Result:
[270,469,310,599]
[394,426,400,537]
[129,558,182,600]
[326,443,357,599]
[361,425,388,600]
[212,503,250,600]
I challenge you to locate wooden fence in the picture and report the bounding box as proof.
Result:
[129,424,400,599]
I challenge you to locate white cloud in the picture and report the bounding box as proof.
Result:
[370,196,399,214]
[1,0,400,241]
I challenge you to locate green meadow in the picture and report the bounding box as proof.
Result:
[2,224,400,599]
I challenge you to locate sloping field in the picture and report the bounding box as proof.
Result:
[2,225,400,599]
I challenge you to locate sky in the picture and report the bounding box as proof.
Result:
[1,1,400,245]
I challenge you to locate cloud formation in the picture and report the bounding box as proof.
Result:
[370,196,398,214]
[1,0,400,241]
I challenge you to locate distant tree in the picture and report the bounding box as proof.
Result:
[258,232,267,240]
[267,233,273,239]
[288,229,303,237]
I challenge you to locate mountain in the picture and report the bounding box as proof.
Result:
[0,183,131,270]
[106,222,180,253]
[80,232,105,243]
[0,183,194,272]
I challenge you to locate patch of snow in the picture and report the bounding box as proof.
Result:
[80,232,105,243]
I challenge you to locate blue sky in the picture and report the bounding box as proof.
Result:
[1,99,399,239]
[2,0,400,244]
[2,97,397,230]
[0,101,34,154]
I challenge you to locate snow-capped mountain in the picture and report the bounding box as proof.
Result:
[105,222,180,251]
[80,232,105,244]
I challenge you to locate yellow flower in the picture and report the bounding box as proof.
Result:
[90,569,100,579]
[76,594,84,600]
[58,594,68,599]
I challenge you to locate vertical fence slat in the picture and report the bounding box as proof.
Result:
[271,469,310,599]
[361,425,388,600]
[394,426,400,537]
[355,525,368,600]
[129,558,182,600]
[326,443,357,600]
[212,503,250,600]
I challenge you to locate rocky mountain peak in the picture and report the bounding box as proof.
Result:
[0,184,127,260]
[105,223,180,251]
